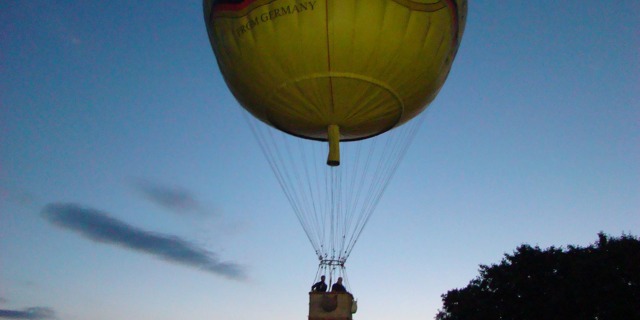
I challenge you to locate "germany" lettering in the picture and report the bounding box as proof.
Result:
[235,1,317,37]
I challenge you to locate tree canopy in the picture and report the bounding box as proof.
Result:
[436,233,640,320]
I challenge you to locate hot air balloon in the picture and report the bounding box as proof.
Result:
[203,0,466,317]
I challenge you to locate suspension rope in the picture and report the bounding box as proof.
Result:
[243,109,428,263]
[243,112,322,254]
[344,113,428,258]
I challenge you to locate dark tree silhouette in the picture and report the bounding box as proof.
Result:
[436,233,640,320]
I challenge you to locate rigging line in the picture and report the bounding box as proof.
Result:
[292,141,327,252]
[332,167,340,259]
[345,116,427,257]
[341,266,351,292]
[347,130,408,254]
[321,143,331,251]
[344,141,362,237]
[295,139,319,232]
[329,167,336,260]
[320,156,331,258]
[352,140,367,209]
[282,133,317,245]
[337,182,348,258]
[318,142,328,242]
[325,155,335,257]
[364,133,403,213]
[339,141,361,258]
[334,167,343,260]
[334,167,341,259]
[336,166,345,260]
[338,165,349,260]
[343,137,377,248]
[344,121,413,255]
[345,133,389,251]
[245,115,321,253]
[344,142,359,216]
[305,140,324,252]
[271,145,322,252]
[296,140,318,256]
[325,159,333,258]
[288,139,316,235]
[317,144,330,256]
[366,125,406,202]
[270,131,317,247]
[331,166,339,259]
[306,154,328,256]
[369,114,426,213]
[338,183,348,259]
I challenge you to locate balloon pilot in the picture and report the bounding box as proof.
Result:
[331,277,348,293]
[311,275,328,292]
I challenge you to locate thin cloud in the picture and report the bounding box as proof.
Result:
[41,203,245,280]
[132,179,210,215]
[0,307,55,319]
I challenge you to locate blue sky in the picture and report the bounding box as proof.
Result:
[1,1,638,319]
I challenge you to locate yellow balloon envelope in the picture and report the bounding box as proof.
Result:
[204,0,466,165]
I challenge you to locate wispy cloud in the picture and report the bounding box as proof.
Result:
[41,203,245,280]
[132,179,211,215]
[0,307,55,319]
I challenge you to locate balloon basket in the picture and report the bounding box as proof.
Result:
[309,292,355,320]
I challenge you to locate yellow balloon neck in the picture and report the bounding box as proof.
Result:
[327,124,340,166]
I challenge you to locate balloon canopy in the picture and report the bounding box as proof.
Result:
[204,0,466,165]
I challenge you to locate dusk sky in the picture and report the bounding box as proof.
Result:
[1,1,638,320]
